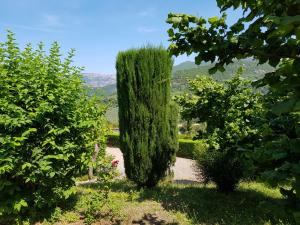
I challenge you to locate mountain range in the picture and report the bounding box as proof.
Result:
[83,59,274,96]
[82,73,116,88]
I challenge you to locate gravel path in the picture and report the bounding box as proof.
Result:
[106,147,200,183]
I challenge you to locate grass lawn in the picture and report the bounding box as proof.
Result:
[29,179,295,225]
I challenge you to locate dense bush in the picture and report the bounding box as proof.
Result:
[176,72,264,192]
[0,31,107,220]
[116,46,178,187]
[194,147,244,193]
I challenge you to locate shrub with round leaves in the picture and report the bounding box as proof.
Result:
[0,31,107,219]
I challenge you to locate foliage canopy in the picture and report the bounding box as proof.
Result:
[167,0,300,216]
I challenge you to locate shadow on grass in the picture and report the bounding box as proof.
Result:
[139,184,294,225]
[132,213,179,225]
[85,180,294,225]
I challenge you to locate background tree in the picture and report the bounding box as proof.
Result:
[116,46,178,187]
[0,31,107,221]
[167,0,300,218]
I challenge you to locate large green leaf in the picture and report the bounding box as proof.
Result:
[272,97,297,115]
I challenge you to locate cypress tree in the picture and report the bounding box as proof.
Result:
[116,46,178,187]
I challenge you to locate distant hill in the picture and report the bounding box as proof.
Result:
[101,83,117,96]
[172,61,201,72]
[173,60,273,81]
[92,59,274,96]
[172,60,274,93]
[82,73,116,88]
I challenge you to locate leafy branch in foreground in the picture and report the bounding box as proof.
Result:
[167,0,300,219]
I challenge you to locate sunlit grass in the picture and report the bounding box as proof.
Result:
[36,180,295,225]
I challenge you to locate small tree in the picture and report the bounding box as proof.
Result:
[0,31,107,221]
[176,71,263,192]
[116,46,178,187]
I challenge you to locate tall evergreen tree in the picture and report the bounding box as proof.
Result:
[116,46,178,187]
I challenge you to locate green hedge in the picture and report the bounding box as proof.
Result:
[107,132,120,147]
[178,139,207,159]
[106,133,206,159]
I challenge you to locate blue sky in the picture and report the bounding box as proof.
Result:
[0,0,242,74]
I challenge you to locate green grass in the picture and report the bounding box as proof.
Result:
[32,180,295,225]
[108,180,293,225]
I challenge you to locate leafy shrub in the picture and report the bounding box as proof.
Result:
[178,139,207,159]
[95,155,120,186]
[0,31,107,219]
[176,73,263,191]
[116,47,178,187]
[49,207,62,223]
[79,189,123,225]
[82,191,107,225]
[80,157,122,225]
[195,147,244,193]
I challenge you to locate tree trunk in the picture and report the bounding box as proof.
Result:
[88,143,99,180]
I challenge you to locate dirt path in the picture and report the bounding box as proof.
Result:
[106,147,200,183]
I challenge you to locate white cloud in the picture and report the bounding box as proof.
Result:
[42,14,63,27]
[137,8,155,17]
[137,26,159,33]
[3,12,79,33]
